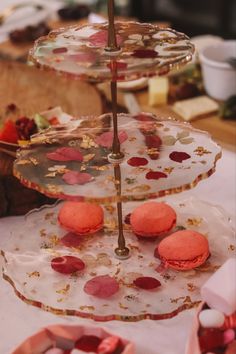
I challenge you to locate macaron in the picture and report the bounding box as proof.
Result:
[130,201,176,238]
[157,230,210,270]
[58,201,104,235]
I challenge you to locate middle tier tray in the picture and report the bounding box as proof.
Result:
[14,112,221,203]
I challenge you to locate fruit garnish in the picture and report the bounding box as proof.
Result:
[34,113,50,130]
[0,120,19,144]
[15,117,38,140]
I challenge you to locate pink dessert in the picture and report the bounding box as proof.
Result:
[130,201,176,238]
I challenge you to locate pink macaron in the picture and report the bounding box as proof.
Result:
[130,201,176,238]
[157,229,210,270]
[58,201,104,235]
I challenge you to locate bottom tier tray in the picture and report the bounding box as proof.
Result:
[0,197,235,322]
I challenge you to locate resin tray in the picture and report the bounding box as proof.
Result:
[1,197,235,322]
[29,22,194,81]
[14,113,221,203]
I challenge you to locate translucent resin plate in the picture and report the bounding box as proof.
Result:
[14,113,221,203]
[29,22,194,81]
[1,198,235,321]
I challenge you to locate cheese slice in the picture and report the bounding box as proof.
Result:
[148,77,169,106]
[172,95,219,121]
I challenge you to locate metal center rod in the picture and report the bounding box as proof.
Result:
[114,164,130,259]
[107,0,119,51]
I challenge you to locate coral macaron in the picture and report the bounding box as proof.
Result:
[130,202,176,238]
[58,201,104,235]
[157,230,210,270]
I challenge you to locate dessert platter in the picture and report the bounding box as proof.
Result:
[0,0,235,345]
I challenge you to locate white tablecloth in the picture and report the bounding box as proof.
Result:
[0,148,235,354]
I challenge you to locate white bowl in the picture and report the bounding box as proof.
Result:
[199,40,236,100]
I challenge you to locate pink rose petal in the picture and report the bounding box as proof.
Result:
[84,275,119,298]
[46,147,83,162]
[169,151,191,163]
[62,171,92,185]
[60,232,83,248]
[69,52,96,63]
[89,30,123,47]
[98,336,123,354]
[95,130,128,148]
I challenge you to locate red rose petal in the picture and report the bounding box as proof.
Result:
[89,30,123,47]
[98,336,123,354]
[52,47,68,54]
[51,255,85,274]
[127,157,148,167]
[146,171,167,180]
[132,49,158,58]
[124,213,131,225]
[60,232,83,248]
[75,335,102,353]
[169,151,191,163]
[95,130,128,148]
[145,135,162,149]
[46,147,83,162]
[84,275,119,298]
[145,135,162,160]
[133,276,161,290]
[62,171,92,185]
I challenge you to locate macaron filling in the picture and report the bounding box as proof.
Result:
[134,216,176,237]
[161,251,210,270]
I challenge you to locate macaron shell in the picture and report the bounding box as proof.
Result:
[130,202,176,237]
[58,201,104,235]
[158,230,209,270]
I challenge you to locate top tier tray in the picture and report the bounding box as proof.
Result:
[29,22,194,82]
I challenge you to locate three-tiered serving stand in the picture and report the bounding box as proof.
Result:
[2,0,234,322]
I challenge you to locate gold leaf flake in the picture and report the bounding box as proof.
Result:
[83,153,95,162]
[125,177,137,184]
[27,271,40,278]
[187,283,197,292]
[48,235,60,246]
[126,184,151,193]
[56,284,70,295]
[104,205,115,214]
[16,159,32,165]
[194,146,212,156]
[128,136,136,142]
[79,306,95,311]
[29,157,38,165]
[91,165,109,171]
[164,167,174,174]
[186,218,202,227]
[146,148,159,155]
[45,172,57,178]
[46,184,63,194]
[104,218,117,230]
[119,303,128,310]
[40,229,47,237]
[44,212,54,220]
[80,135,98,149]
[228,244,235,251]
